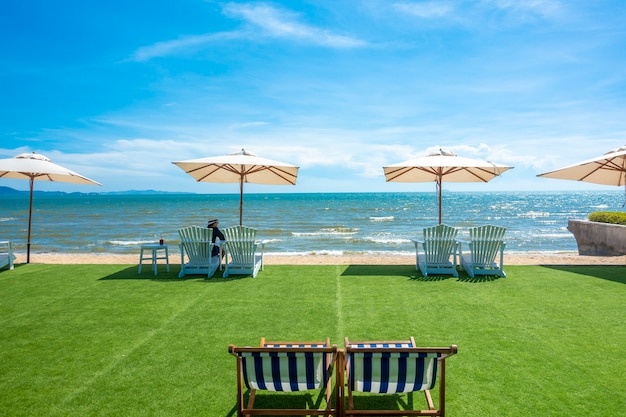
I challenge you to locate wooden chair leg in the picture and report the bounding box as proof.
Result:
[424,390,435,411]
[439,358,446,417]
[245,390,256,417]
[236,357,244,417]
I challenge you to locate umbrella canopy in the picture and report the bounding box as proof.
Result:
[173,149,299,225]
[383,150,513,223]
[537,145,626,187]
[0,152,102,262]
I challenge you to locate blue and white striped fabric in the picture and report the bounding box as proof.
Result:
[352,342,413,348]
[348,351,441,393]
[263,343,327,348]
[239,350,328,392]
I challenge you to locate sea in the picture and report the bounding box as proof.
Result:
[0,191,624,257]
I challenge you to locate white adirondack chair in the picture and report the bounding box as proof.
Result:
[178,226,221,278]
[222,226,264,278]
[0,241,15,271]
[411,224,459,277]
[460,225,507,278]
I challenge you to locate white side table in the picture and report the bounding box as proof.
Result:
[138,244,170,275]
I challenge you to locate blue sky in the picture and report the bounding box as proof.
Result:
[1,0,625,194]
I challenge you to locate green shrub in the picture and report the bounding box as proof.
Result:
[588,211,626,225]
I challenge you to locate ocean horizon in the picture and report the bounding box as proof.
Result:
[1,190,624,257]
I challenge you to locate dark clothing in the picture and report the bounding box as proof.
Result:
[210,227,225,257]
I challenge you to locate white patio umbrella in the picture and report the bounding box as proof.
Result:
[0,152,102,263]
[537,145,626,187]
[173,149,299,225]
[383,150,513,223]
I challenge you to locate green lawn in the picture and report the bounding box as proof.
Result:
[0,263,624,416]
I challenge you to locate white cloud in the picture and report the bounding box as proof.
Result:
[390,0,563,26]
[131,32,247,62]
[230,121,270,129]
[130,2,365,61]
[222,2,366,47]
[481,0,563,19]
[392,1,455,18]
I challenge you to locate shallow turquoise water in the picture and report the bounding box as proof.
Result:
[0,191,623,255]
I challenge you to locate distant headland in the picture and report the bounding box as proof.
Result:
[0,186,193,196]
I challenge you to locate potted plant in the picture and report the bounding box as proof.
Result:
[567,212,626,256]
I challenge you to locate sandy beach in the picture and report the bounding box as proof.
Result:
[13,252,626,266]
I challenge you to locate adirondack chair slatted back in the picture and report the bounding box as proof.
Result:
[178,226,213,264]
[469,225,506,265]
[423,224,458,264]
[224,226,257,264]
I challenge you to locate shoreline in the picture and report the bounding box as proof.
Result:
[12,252,626,266]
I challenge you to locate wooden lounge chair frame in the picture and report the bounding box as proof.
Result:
[228,338,340,416]
[343,337,457,417]
[459,225,507,278]
[178,226,221,278]
[411,224,459,277]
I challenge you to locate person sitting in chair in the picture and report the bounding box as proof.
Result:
[207,218,226,258]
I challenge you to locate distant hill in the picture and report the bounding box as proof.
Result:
[0,186,194,196]
[101,190,195,195]
[0,186,26,196]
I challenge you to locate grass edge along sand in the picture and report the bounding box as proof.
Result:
[0,263,624,416]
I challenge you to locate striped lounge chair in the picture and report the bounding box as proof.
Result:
[228,338,340,416]
[343,337,457,416]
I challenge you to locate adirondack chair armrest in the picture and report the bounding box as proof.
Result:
[466,239,506,251]
[223,239,259,257]
[226,239,267,247]
[0,241,15,270]
[257,240,268,270]
[415,238,459,248]
[179,240,216,257]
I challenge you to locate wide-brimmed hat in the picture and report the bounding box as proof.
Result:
[207,218,218,226]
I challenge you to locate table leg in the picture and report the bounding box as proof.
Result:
[165,247,170,272]
[138,248,144,274]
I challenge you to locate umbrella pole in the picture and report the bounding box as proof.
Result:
[27,177,34,263]
[437,175,443,224]
[239,176,244,226]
